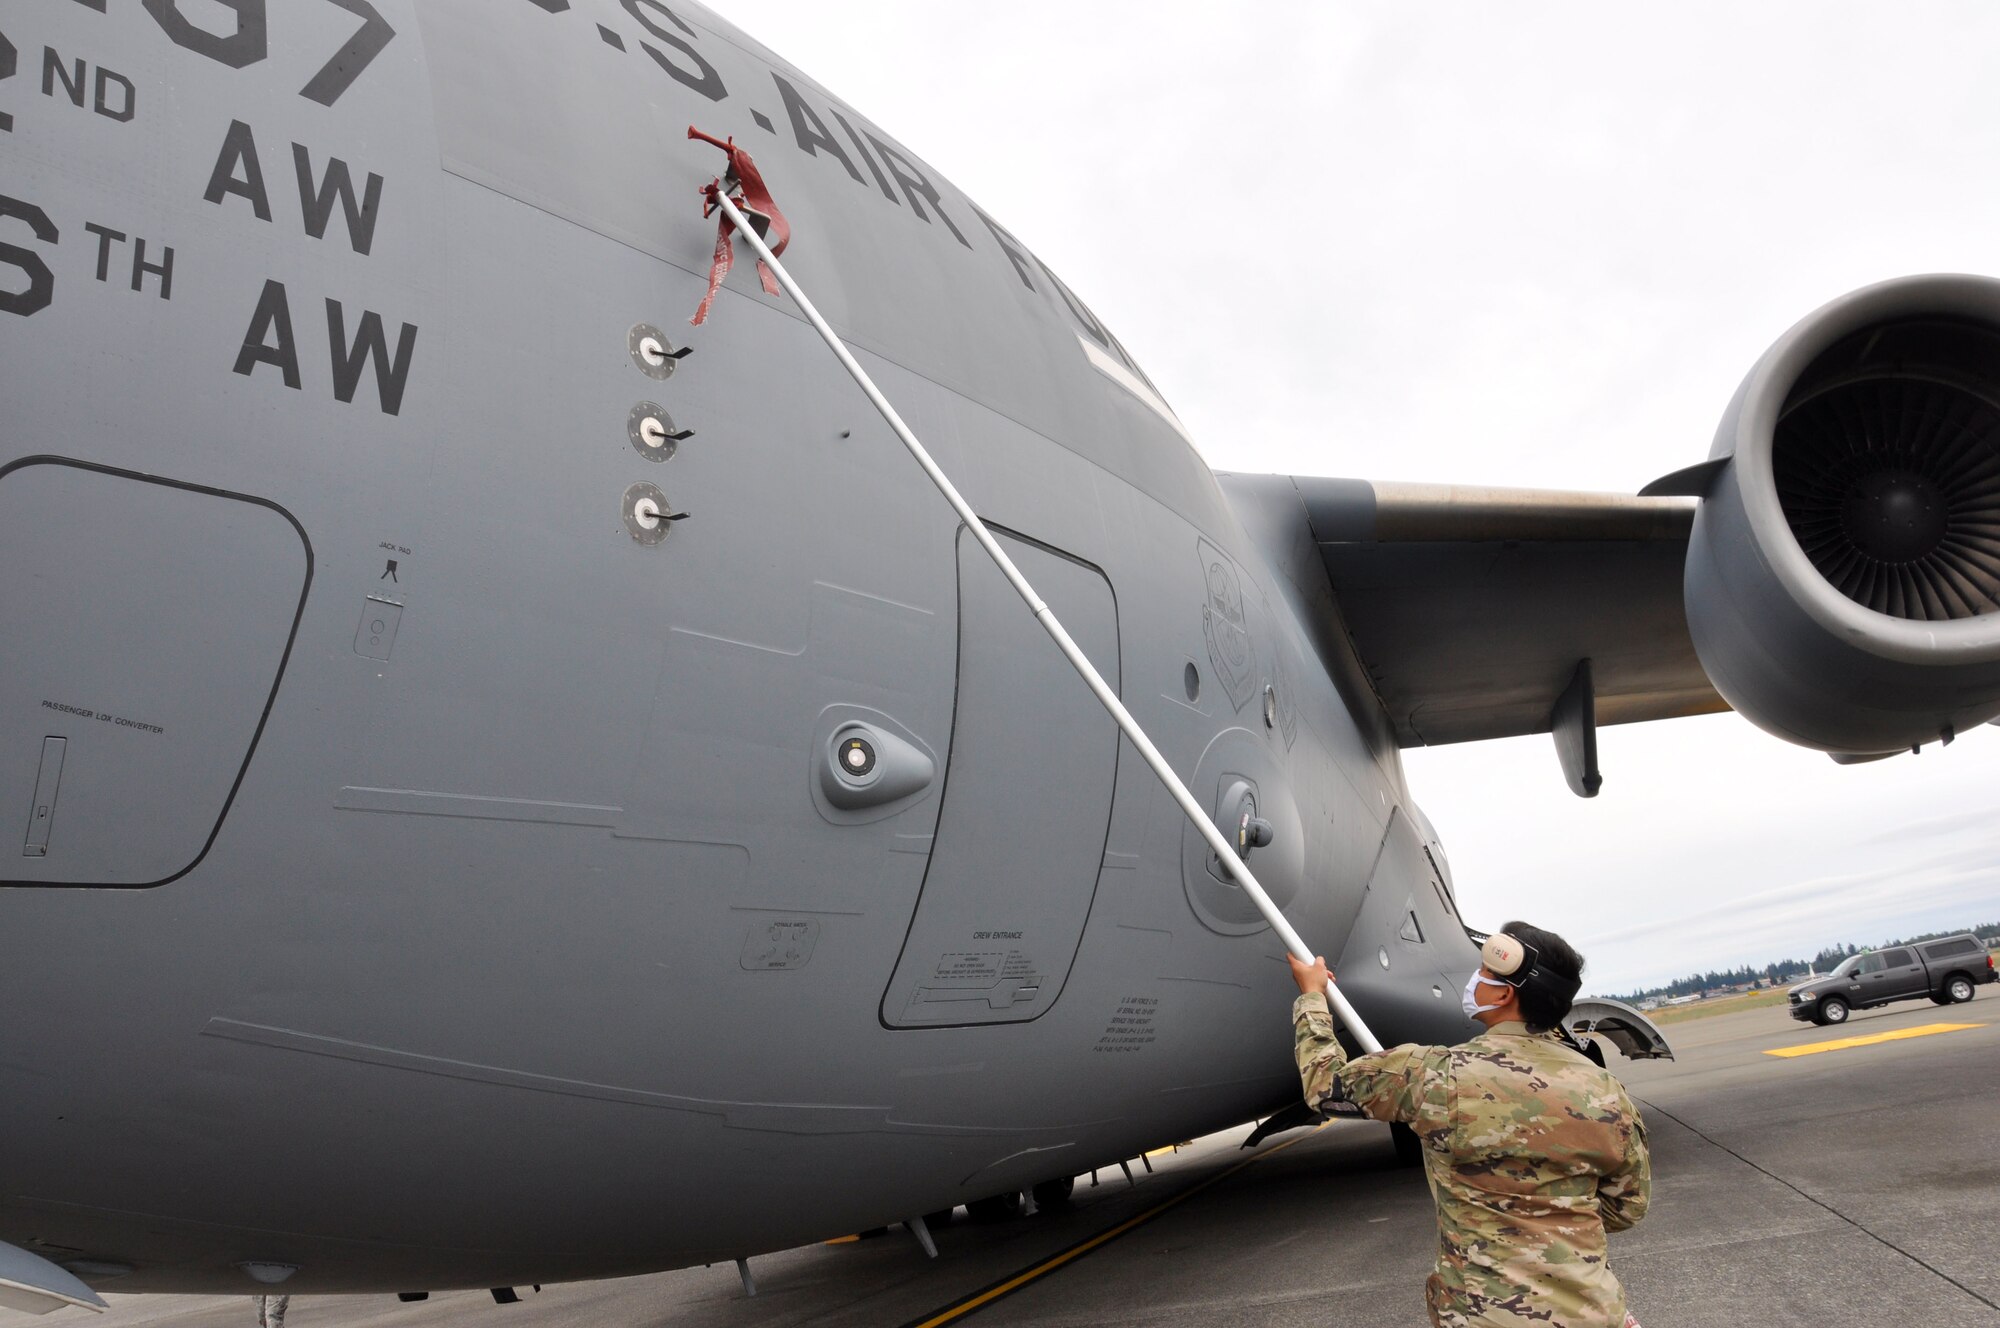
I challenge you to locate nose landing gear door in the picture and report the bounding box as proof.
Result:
[881,528,1120,1027]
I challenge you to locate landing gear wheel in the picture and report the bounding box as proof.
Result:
[1031,1176,1075,1209]
[966,1192,1025,1223]
[1819,997,1849,1025]
[1390,1121,1423,1169]
[1947,976,1976,1003]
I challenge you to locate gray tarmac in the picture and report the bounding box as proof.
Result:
[45,996,2000,1328]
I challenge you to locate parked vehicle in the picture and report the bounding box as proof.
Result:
[1787,935,1995,1025]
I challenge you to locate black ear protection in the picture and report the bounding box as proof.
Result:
[1479,932,1583,1009]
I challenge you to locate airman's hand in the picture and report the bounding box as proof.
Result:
[1288,953,1333,996]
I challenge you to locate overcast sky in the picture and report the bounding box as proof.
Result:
[703,1,2000,993]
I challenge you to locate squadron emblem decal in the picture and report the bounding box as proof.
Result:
[1198,537,1256,712]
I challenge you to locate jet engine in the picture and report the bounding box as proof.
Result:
[1678,274,2000,756]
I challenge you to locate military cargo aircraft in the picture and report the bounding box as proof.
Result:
[6,0,2000,1312]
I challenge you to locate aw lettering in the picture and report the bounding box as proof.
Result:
[204,120,384,256]
[233,279,419,417]
[206,120,414,414]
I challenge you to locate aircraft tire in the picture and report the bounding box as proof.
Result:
[966,1192,1025,1223]
[1031,1177,1075,1208]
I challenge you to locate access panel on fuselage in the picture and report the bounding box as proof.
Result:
[882,529,1120,1026]
[0,460,309,886]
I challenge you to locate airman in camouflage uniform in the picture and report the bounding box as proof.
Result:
[1290,929,1649,1328]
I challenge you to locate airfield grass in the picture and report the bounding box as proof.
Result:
[1647,988,1792,1024]
[1642,951,2000,1024]
[1640,948,2000,1020]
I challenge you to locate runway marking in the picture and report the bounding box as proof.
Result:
[899,1129,1322,1327]
[1764,1022,1980,1058]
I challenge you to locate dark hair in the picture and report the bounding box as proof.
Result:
[1500,920,1584,1033]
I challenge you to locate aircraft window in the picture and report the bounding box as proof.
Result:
[1878,948,1914,969]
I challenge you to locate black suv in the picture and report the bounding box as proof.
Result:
[1788,935,1996,1026]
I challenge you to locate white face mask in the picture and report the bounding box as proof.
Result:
[1462,971,1507,1019]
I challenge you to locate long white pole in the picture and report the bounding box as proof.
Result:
[705,189,1383,1055]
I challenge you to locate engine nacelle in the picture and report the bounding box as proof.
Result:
[1684,275,2000,755]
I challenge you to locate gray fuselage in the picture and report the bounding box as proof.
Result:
[0,0,1482,1292]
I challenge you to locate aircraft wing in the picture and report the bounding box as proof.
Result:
[1228,277,2000,775]
[1244,477,1725,755]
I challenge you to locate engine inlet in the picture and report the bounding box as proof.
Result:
[1773,321,2000,621]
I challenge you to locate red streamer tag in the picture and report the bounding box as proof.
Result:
[689,128,791,326]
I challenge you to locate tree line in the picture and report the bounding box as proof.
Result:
[1613,920,2000,1003]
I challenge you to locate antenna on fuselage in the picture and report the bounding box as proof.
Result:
[684,130,1383,1055]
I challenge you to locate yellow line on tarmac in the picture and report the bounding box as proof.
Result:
[901,1129,1321,1328]
[1764,1022,1980,1058]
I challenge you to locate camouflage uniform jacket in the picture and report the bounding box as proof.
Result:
[1294,991,1650,1327]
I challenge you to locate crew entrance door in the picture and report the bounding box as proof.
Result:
[882,527,1121,1027]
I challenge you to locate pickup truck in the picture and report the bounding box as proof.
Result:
[1788,934,1996,1025]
